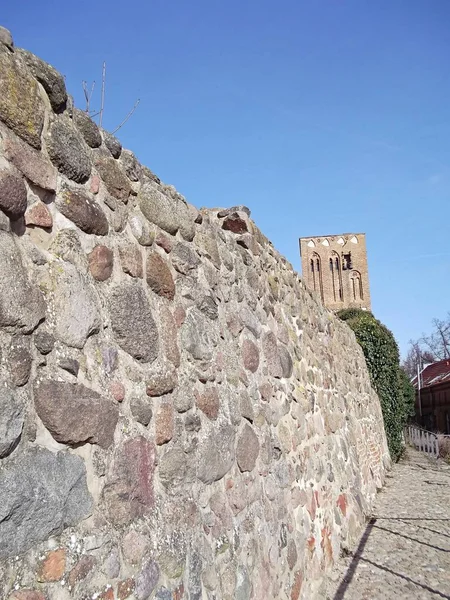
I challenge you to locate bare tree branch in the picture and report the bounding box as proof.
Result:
[112,98,140,134]
[405,312,450,376]
[99,62,106,128]
[82,80,96,113]
[80,61,139,133]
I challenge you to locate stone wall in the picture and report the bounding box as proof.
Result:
[0,27,390,600]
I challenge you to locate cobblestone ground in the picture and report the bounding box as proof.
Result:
[325,447,450,600]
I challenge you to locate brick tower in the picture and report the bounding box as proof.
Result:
[299,233,371,311]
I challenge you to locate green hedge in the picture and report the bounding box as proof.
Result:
[338,309,415,461]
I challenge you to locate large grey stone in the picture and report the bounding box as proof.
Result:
[94,153,131,202]
[109,282,159,362]
[139,184,178,235]
[34,380,119,448]
[120,149,142,181]
[129,211,155,246]
[0,386,24,457]
[49,228,88,271]
[17,48,67,112]
[139,183,194,239]
[46,115,91,182]
[159,305,180,367]
[188,549,202,600]
[0,231,46,333]
[197,295,218,320]
[34,329,55,355]
[56,188,108,235]
[196,421,235,484]
[45,261,101,349]
[194,232,221,269]
[0,26,13,51]
[159,448,191,491]
[0,51,45,148]
[135,560,160,600]
[8,337,32,386]
[279,346,293,378]
[236,423,259,472]
[101,128,122,158]
[73,108,102,148]
[262,331,283,378]
[240,306,262,339]
[217,205,251,218]
[0,447,92,558]
[181,308,216,361]
[235,566,251,600]
[130,396,153,426]
[171,242,200,275]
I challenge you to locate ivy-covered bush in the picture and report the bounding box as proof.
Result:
[338,309,415,460]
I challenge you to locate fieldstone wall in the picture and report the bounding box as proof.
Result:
[0,27,390,600]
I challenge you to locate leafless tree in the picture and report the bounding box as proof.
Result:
[402,341,435,379]
[403,312,450,378]
[81,62,139,133]
[420,313,450,360]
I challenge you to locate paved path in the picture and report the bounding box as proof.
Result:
[326,447,450,600]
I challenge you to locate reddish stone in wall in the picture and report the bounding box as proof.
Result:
[290,570,303,600]
[195,386,220,420]
[68,555,96,587]
[98,588,114,600]
[103,436,156,526]
[321,526,333,566]
[242,339,260,373]
[155,402,174,445]
[90,174,100,194]
[337,493,347,516]
[8,592,46,600]
[37,548,66,582]
[118,578,135,599]
[25,202,53,229]
[155,232,174,253]
[146,253,175,300]
[173,583,185,600]
[4,134,57,191]
[173,305,186,328]
[222,212,248,234]
[110,381,125,402]
[119,243,143,278]
[89,245,114,281]
[306,490,317,520]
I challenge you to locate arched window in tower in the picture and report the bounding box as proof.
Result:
[330,251,343,302]
[329,257,336,302]
[310,258,316,292]
[350,271,363,301]
[311,252,324,301]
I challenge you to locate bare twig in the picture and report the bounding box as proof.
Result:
[112,98,140,134]
[80,61,139,132]
[82,80,96,113]
[99,62,106,128]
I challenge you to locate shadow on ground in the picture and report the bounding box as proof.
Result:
[328,451,450,600]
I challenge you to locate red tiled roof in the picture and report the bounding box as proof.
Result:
[413,359,450,389]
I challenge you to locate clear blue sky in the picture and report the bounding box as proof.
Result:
[3,1,450,356]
